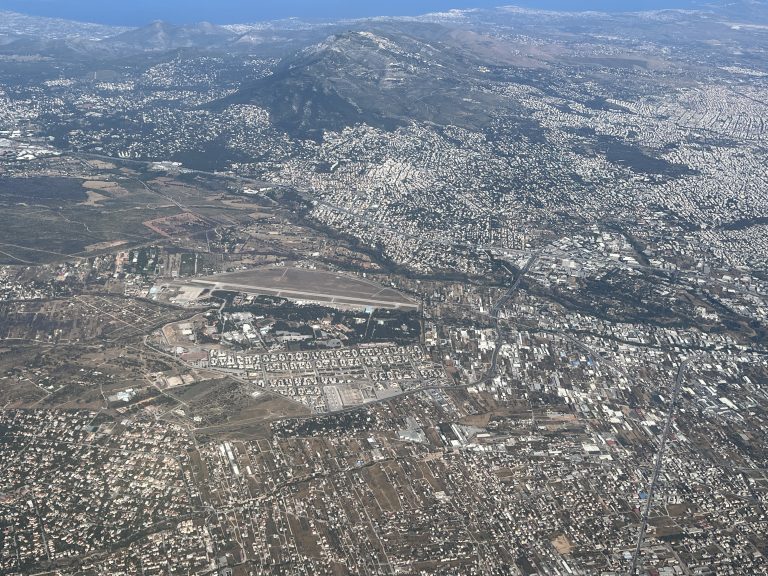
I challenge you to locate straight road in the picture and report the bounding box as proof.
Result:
[629,360,689,575]
[487,252,540,379]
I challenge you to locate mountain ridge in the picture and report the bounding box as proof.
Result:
[206,29,507,138]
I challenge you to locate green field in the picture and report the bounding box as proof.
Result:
[0,172,244,265]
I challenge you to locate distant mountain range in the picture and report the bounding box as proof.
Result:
[0,10,128,41]
[104,21,238,51]
[1,1,765,141]
[0,16,333,58]
[1,0,767,57]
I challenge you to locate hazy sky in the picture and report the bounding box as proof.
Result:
[0,0,708,26]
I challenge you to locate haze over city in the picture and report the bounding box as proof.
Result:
[0,0,713,25]
[0,0,767,575]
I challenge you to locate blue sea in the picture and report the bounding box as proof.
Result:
[0,0,712,26]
